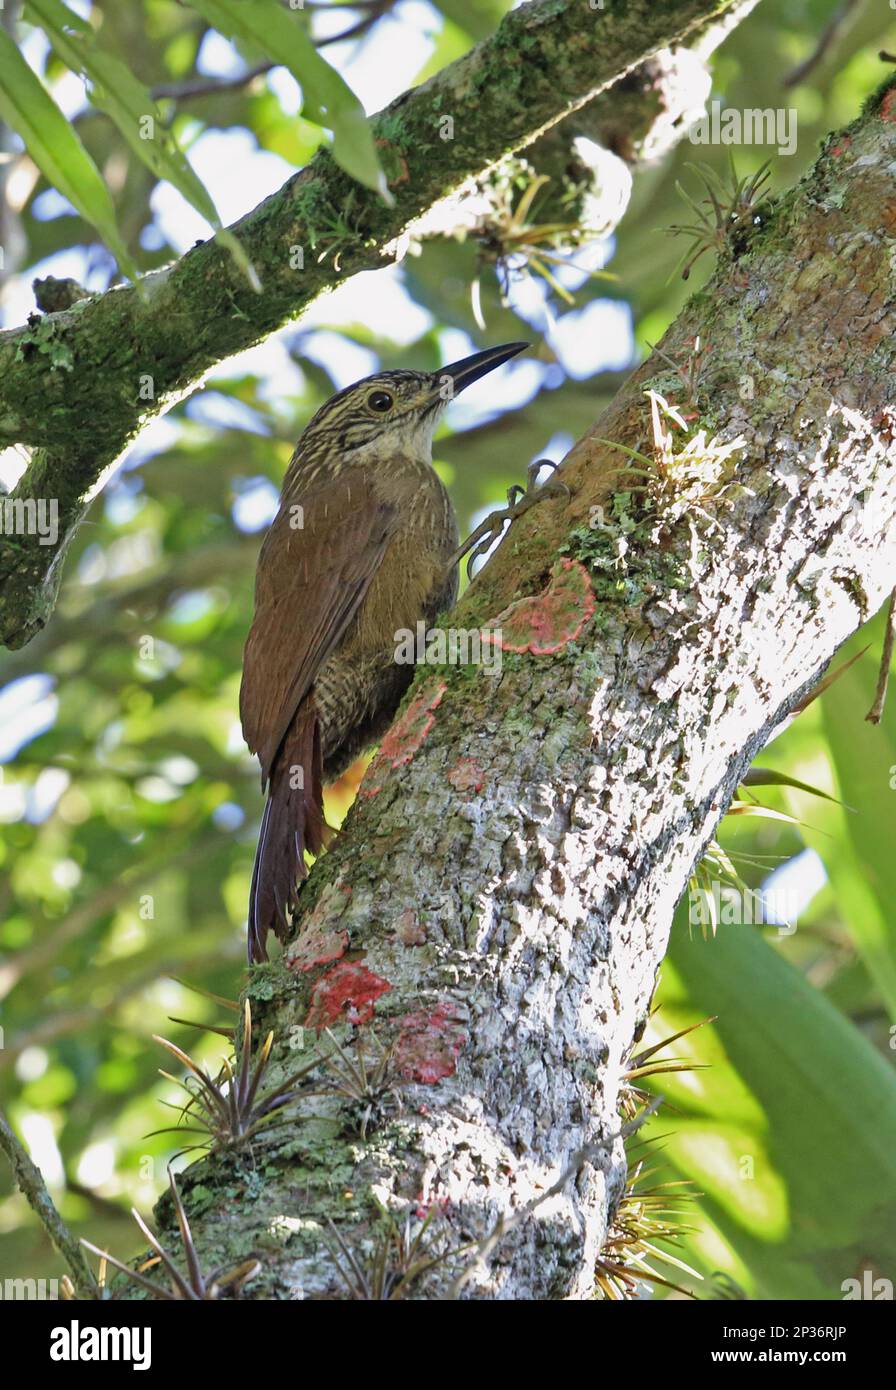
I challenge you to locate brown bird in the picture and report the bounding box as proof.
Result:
[240,342,528,962]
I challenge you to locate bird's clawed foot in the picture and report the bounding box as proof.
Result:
[448,460,570,578]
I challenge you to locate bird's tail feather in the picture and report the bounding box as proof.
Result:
[248,701,326,963]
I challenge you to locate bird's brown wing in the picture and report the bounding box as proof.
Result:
[239,470,399,785]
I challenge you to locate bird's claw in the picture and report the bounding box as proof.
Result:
[448,459,570,579]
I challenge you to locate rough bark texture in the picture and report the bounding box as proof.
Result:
[0,0,751,648]
[127,86,896,1301]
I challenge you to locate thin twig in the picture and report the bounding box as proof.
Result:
[866,587,896,724]
[791,643,870,717]
[783,0,862,89]
[0,834,225,1001]
[148,2,394,104]
[0,1109,98,1298]
[68,2,395,116]
[150,62,273,102]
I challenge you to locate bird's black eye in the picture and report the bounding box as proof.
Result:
[367,390,393,413]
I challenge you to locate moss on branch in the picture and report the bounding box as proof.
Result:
[0,0,751,648]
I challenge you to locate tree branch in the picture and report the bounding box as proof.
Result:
[127,80,896,1300]
[783,0,863,89]
[0,1108,98,1298]
[0,0,752,649]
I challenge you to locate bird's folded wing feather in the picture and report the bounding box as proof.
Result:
[239,470,399,783]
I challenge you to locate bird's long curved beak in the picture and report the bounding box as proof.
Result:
[436,341,529,397]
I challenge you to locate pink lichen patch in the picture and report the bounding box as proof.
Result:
[360,680,447,799]
[447,757,485,794]
[379,680,447,766]
[395,909,426,946]
[287,924,348,973]
[829,137,852,157]
[485,558,595,655]
[414,1191,450,1221]
[395,1001,466,1084]
[285,880,352,972]
[305,962,391,1031]
[880,90,896,123]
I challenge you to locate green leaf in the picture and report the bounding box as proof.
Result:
[648,910,896,1298]
[411,13,473,86]
[186,0,388,198]
[741,766,853,808]
[0,28,136,279]
[24,0,259,290]
[725,800,805,827]
[815,631,896,1017]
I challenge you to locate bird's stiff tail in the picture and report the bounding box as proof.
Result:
[248,701,326,963]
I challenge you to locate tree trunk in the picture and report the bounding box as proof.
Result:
[131,85,896,1300]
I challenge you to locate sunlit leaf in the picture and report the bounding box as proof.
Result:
[24,0,258,288]
[650,913,896,1297]
[741,766,853,809]
[0,29,136,278]
[815,634,896,1017]
[186,0,387,197]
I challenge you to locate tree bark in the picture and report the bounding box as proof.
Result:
[120,84,896,1301]
[0,0,753,649]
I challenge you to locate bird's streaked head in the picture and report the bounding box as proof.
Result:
[294,342,528,468]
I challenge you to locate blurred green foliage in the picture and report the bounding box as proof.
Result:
[1,0,895,1300]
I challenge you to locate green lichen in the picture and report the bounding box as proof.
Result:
[14,315,74,372]
[246,960,295,1002]
[560,517,689,610]
[860,71,896,117]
